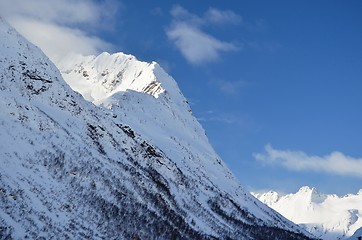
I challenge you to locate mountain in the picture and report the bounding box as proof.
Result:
[347,226,362,240]
[253,187,362,240]
[0,18,313,239]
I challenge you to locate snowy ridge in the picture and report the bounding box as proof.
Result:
[57,52,182,102]
[347,226,362,240]
[0,18,313,239]
[253,186,362,240]
[58,51,236,195]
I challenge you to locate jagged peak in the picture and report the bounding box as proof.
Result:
[57,51,187,106]
[297,186,316,193]
[254,187,362,239]
[252,190,281,206]
[295,186,327,204]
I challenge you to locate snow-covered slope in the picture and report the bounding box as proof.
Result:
[347,226,362,240]
[0,18,313,239]
[57,51,238,197]
[253,187,362,240]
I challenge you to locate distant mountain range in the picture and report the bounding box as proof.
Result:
[0,17,312,239]
[253,186,362,240]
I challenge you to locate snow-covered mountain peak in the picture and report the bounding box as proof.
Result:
[298,186,315,193]
[296,186,326,204]
[253,187,362,240]
[253,191,280,206]
[57,51,184,107]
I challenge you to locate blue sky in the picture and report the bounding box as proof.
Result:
[1,0,361,195]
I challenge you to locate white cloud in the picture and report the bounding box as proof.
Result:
[0,0,119,63]
[170,6,241,27]
[170,5,203,26]
[9,17,113,63]
[167,5,240,65]
[197,115,235,124]
[254,144,362,178]
[1,0,102,26]
[197,111,254,127]
[167,22,237,65]
[204,8,242,25]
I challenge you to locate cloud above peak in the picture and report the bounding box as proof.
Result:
[209,79,246,95]
[254,144,362,178]
[167,22,238,65]
[0,0,119,63]
[3,0,103,26]
[170,5,241,26]
[167,5,240,65]
[204,8,242,25]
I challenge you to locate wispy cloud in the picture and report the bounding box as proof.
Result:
[170,6,241,27]
[204,8,242,25]
[197,111,257,129]
[167,23,238,65]
[166,5,240,65]
[209,79,246,95]
[254,144,362,178]
[0,0,120,63]
[196,110,238,124]
[198,115,236,124]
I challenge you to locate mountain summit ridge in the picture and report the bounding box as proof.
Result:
[0,18,312,239]
[253,186,362,240]
[57,52,182,103]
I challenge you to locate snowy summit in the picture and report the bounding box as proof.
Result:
[253,187,362,240]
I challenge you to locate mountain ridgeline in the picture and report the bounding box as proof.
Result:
[253,187,362,240]
[0,18,314,239]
